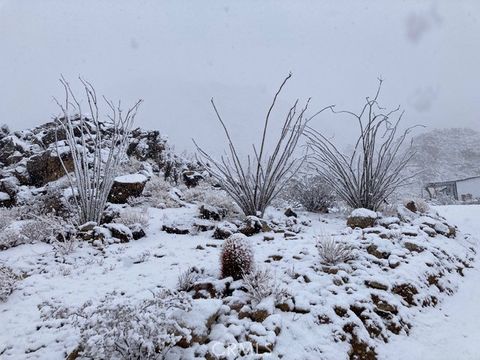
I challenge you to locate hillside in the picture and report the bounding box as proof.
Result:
[408,128,480,195]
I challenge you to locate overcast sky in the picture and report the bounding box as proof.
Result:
[0,0,479,154]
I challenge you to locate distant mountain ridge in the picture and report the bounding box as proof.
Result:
[408,128,480,195]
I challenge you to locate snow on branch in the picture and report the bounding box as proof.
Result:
[54,76,142,225]
[305,79,421,211]
[194,74,330,217]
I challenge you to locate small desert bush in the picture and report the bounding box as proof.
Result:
[0,264,18,302]
[40,289,192,359]
[0,214,77,253]
[242,267,289,304]
[114,207,149,228]
[0,208,17,231]
[130,175,182,209]
[316,234,355,266]
[183,183,241,218]
[0,228,29,250]
[403,197,430,213]
[220,234,254,280]
[18,220,53,243]
[177,266,201,292]
[378,203,398,217]
[282,175,335,212]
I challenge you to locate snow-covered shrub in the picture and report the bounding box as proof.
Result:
[435,193,457,205]
[316,235,355,266]
[117,157,147,177]
[177,266,201,292]
[0,208,17,231]
[51,235,78,256]
[114,207,149,228]
[242,267,289,304]
[37,184,73,219]
[281,175,334,212]
[183,183,241,218]
[41,289,192,359]
[20,214,77,254]
[415,198,430,213]
[378,203,398,217]
[0,264,18,302]
[0,228,28,250]
[402,198,430,213]
[18,220,53,243]
[220,234,254,280]
[131,175,182,209]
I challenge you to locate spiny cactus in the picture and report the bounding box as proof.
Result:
[220,234,254,280]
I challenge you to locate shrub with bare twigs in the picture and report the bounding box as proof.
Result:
[242,267,290,304]
[40,289,192,359]
[129,175,182,209]
[0,264,18,302]
[282,175,335,212]
[114,208,149,228]
[177,266,201,292]
[316,235,355,266]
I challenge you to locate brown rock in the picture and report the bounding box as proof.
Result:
[404,241,425,253]
[392,283,418,306]
[405,200,417,213]
[239,216,263,236]
[26,150,74,187]
[199,204,225,221]
[367,244,390,259]
[182,170,203,188]
[364,280,389,291]
[213,222,237,239]
[108,174,147,204]
[347,209,377,229]
[162,225,190,235]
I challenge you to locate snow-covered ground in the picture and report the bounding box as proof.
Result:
[379,205,480,360]
[0,204,478,359]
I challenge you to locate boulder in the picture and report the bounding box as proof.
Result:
[108,174,148,204]
[182,170,203,188]
[284,208,297,218]
[162,224,190,235]
[127,129,166,163]
[364,279,389,291]
[347,208,377,229]
[199,204,225,221]
[194,219,215,232]
[103,223,133,242]
[392,283,418,306]
[366,244,390,259]
[129,223,146,240]
[26,149,74,186]
[0,135,30,165]
[213,221,238,239]
[0,177,18,204]
[405,200,417,213]
[239,216,271,236]
[0,192,13,207]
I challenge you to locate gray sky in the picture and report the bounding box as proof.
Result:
[0,0,479,154]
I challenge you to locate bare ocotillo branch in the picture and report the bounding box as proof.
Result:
[194,74,328,217]
[54,76,142,224]
[305,79,420,211]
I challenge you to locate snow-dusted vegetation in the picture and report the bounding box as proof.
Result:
[1,2,479,359]
[0,99,478,359]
